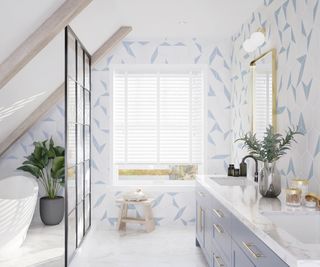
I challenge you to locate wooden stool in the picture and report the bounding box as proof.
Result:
[116,199,155,232]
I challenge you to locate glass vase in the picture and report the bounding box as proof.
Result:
[259,161,281,198]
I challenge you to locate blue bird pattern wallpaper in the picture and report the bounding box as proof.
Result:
[91,37,232,226]
[0,0,319,228]
[231,0,320,193]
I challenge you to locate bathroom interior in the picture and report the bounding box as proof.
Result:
[0,0,319,266]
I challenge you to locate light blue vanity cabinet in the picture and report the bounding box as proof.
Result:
[211,194,232,266]
[232,240,255,267]
[196,182,289,267]
[195,184,212,264]
[231,216,288,267]
[195,183,207,247]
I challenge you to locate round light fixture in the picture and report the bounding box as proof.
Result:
[251,31,265,47]
[243,39,256,53]
[242,28,266,53]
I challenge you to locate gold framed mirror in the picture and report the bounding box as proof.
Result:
[250,49,277,139]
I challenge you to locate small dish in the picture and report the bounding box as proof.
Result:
[305,193,320,208]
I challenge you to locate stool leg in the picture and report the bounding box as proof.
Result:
[117,203,127,231]
[143,204,155,233]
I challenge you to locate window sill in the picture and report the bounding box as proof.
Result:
[109,180,195,192]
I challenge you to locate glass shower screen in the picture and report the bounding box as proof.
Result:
[64,26,92,266]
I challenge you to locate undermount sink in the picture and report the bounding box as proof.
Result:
[262,212,320,244]
[210,176,252,186]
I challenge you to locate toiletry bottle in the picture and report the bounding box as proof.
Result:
[228,164,234,176]
[240,162,247,177]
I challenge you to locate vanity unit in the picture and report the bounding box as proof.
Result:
[196,176,320,267]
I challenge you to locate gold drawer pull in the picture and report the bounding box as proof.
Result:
[198,191,205,197]
[242,242,264,258]
[213,208,224,218]
[214,255,225,267]
[213,223,224,234]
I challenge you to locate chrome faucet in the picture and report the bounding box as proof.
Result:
[240,155,259,182]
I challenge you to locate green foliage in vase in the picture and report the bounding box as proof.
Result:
[236,125,302,163]
[17,138,65,199]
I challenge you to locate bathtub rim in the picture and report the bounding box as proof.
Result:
[0,175,38,200]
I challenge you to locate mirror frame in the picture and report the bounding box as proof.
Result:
[250,48,277,132]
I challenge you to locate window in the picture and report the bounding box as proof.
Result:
[112,65,205,183]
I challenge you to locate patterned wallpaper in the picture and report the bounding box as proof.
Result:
[91,38,232,225]
[230,0,320,193]
[1,0,319,229]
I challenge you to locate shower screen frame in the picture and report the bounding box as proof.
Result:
[64,25,92,266]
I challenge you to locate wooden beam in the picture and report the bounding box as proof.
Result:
[0,85,64,155]
[0,26,132,156]
[0,0,93,90]
[92,26,132,64]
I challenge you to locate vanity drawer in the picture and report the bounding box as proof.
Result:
[196,182,211,207]
[231,216,288,267]
[212,237,231,267]
[211,195,232,234]
[211,220,232,264]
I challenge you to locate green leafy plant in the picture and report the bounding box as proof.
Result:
[17,138,65,199]
[236,125,302,162]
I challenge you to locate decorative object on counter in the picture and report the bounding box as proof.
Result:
[17,138,65,225]
[239,161,247,177]
[236,125,302,198]
[123,188,148,202]
[228,164,235,176]
[234,168,240,177]
[290,179,309,199]
[305,193,320,208]
[286,188,302,206]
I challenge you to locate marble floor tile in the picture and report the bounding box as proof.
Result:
[70,223,208,267]
[0,223,64,267]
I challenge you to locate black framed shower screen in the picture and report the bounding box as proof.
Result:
[64,26,92,266]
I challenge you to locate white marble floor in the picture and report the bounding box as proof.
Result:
[70,223,208,267]
[0,223,64,267]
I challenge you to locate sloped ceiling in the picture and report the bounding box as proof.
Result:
[0,0,263,149]
[0,0,65,63]
[0,0,65,146]
[70,0,264,53]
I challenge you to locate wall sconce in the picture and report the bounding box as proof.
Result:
[243,28,266,53]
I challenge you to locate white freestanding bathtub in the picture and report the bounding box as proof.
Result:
[0,176,38,255]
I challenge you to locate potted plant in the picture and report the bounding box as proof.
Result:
[18,138,65,225]
[236,125,301,198]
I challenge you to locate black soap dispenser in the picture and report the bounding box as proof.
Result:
[228,164,235,176]
[240,161,247,177]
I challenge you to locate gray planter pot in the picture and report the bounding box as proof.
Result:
[40,196,64,225]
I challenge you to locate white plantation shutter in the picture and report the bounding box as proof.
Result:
[254,72,273,139]
[113,67,204,165]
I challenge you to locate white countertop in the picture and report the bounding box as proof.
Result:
[197,175,320,267]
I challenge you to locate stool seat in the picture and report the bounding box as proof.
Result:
[116,198,155,232]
